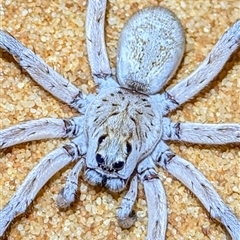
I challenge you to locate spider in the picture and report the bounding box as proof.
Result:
[0,0,240,239]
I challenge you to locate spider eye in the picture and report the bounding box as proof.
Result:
[112,161,125,171]
[98,135,106,144]
[126,142,132,154]
[96,153,105,165]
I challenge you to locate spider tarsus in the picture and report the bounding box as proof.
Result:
[57,188,73,209]
[118,210,137,229]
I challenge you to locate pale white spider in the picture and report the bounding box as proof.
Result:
[0,0,240,239]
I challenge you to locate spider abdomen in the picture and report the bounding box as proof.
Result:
[117,7,185,95]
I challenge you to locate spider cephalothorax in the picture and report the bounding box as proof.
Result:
[0,0,239,239]
[85,87,162,191]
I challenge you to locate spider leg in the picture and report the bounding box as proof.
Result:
[138,157,167,240]
[154,141,240,240]
[162,118,240,144]
[0,30,87,113]
[0,117,84,149]
[0,141,86,237]
[117,175,138,229]
[160,19,240,114]
[86,0,113,85]
[57,158,85,208]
